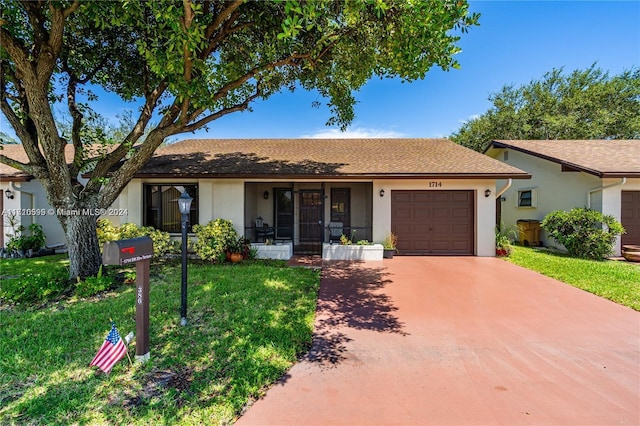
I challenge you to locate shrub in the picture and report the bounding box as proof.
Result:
[541,207,625,259]
[75,265,115,297]
[97,219,179,258]
[96,218,119,247]
[192,219,239,261]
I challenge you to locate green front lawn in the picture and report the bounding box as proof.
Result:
[507,245,640,311]
[0,259,320,425]
[4,245,637,424]
[0,253,69,277]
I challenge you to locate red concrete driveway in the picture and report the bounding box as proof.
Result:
[237,257,640,425]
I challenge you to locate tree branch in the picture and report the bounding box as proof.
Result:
[180,0,195,123]
[62,0,81,18]
[200,7,246,59]
[66,75,85,177]
[0,153,31,174]
[184,52,308,126]
[0,28,30,71]
[85,81,170,193]
[97,128,171,208]
[204,0,244,40]
[183,85,262,133]
[203,9,245,58]
[77,56,110,85]
[0,98,45,167]
[21,1,48,50]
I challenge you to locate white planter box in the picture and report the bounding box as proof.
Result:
[322,243,384,261]
[251,242,293,260]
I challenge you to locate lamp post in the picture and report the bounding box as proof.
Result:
[178,191,193,326]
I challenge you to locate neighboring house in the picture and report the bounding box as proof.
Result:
[0,144,123,250]
[485,140,640,256]
[0,144,73,249]
[112,138,529,257]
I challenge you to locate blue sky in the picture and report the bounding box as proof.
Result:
[2,1,639,141]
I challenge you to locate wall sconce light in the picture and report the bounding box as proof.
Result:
[484,189,492,198]
[263,190,269,200]
[379,189,385,197]
[5,189,14,199]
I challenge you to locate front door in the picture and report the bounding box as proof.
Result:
[298,190,323,253]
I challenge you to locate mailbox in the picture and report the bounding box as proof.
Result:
[103,236,153,265]
[102,236,153,362]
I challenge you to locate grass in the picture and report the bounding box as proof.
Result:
[5,245,636,424]
[507,245,640,311]
[0,253,69,277]
[0,254,72,305]
[0,258,320,425]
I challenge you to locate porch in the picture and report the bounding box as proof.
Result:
[244,182,373,255]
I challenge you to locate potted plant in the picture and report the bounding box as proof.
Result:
[382,232,398,259]
[495,224,516,257]
[24,223,46,256]
[228,237,250,263]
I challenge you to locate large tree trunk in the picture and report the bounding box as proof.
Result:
[63,213,102,279]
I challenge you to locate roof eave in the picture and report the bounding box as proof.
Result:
[601,173,640,178]
[0,174,32,182]
[487,140,607,177]
[130,172,531,180]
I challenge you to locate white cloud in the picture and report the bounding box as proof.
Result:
[301,127,407,139]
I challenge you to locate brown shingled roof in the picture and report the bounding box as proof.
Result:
[0,144,37,181]
[138,138,530,179]
[0,144,108,181]
[486,140,640,177]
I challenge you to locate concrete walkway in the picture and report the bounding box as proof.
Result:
[237,257,640,425]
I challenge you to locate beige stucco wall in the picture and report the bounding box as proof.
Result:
[1,180,67,248]
[7,175,495,256]
[371,179,497,257]
[488,147,639,256]
[115,178,246,235]
[492,149,601,234]
[114,177,499,256]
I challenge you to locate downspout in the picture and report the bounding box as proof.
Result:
[495,178,512,199]
[494,178,512,229]
[587,177,626,209]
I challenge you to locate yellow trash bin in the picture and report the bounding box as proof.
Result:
[517,220,541,247]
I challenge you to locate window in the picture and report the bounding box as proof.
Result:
[331,188,350,228]
[144,184,198,232]
[517,188,537,208]
[274,188,293,239]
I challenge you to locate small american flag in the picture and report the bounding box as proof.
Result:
[89,322,127,374]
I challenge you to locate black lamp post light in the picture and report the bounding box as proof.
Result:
[178,191,193,326]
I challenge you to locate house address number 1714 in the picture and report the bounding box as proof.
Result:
[429,182,442,188]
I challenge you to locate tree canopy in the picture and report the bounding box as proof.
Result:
[450,65,640,151]
[0,0,479,277]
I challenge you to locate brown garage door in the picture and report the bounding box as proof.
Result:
[621,191,640,246]
[391,190,474,255]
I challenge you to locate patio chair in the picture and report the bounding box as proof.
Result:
[328,222,343,244]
